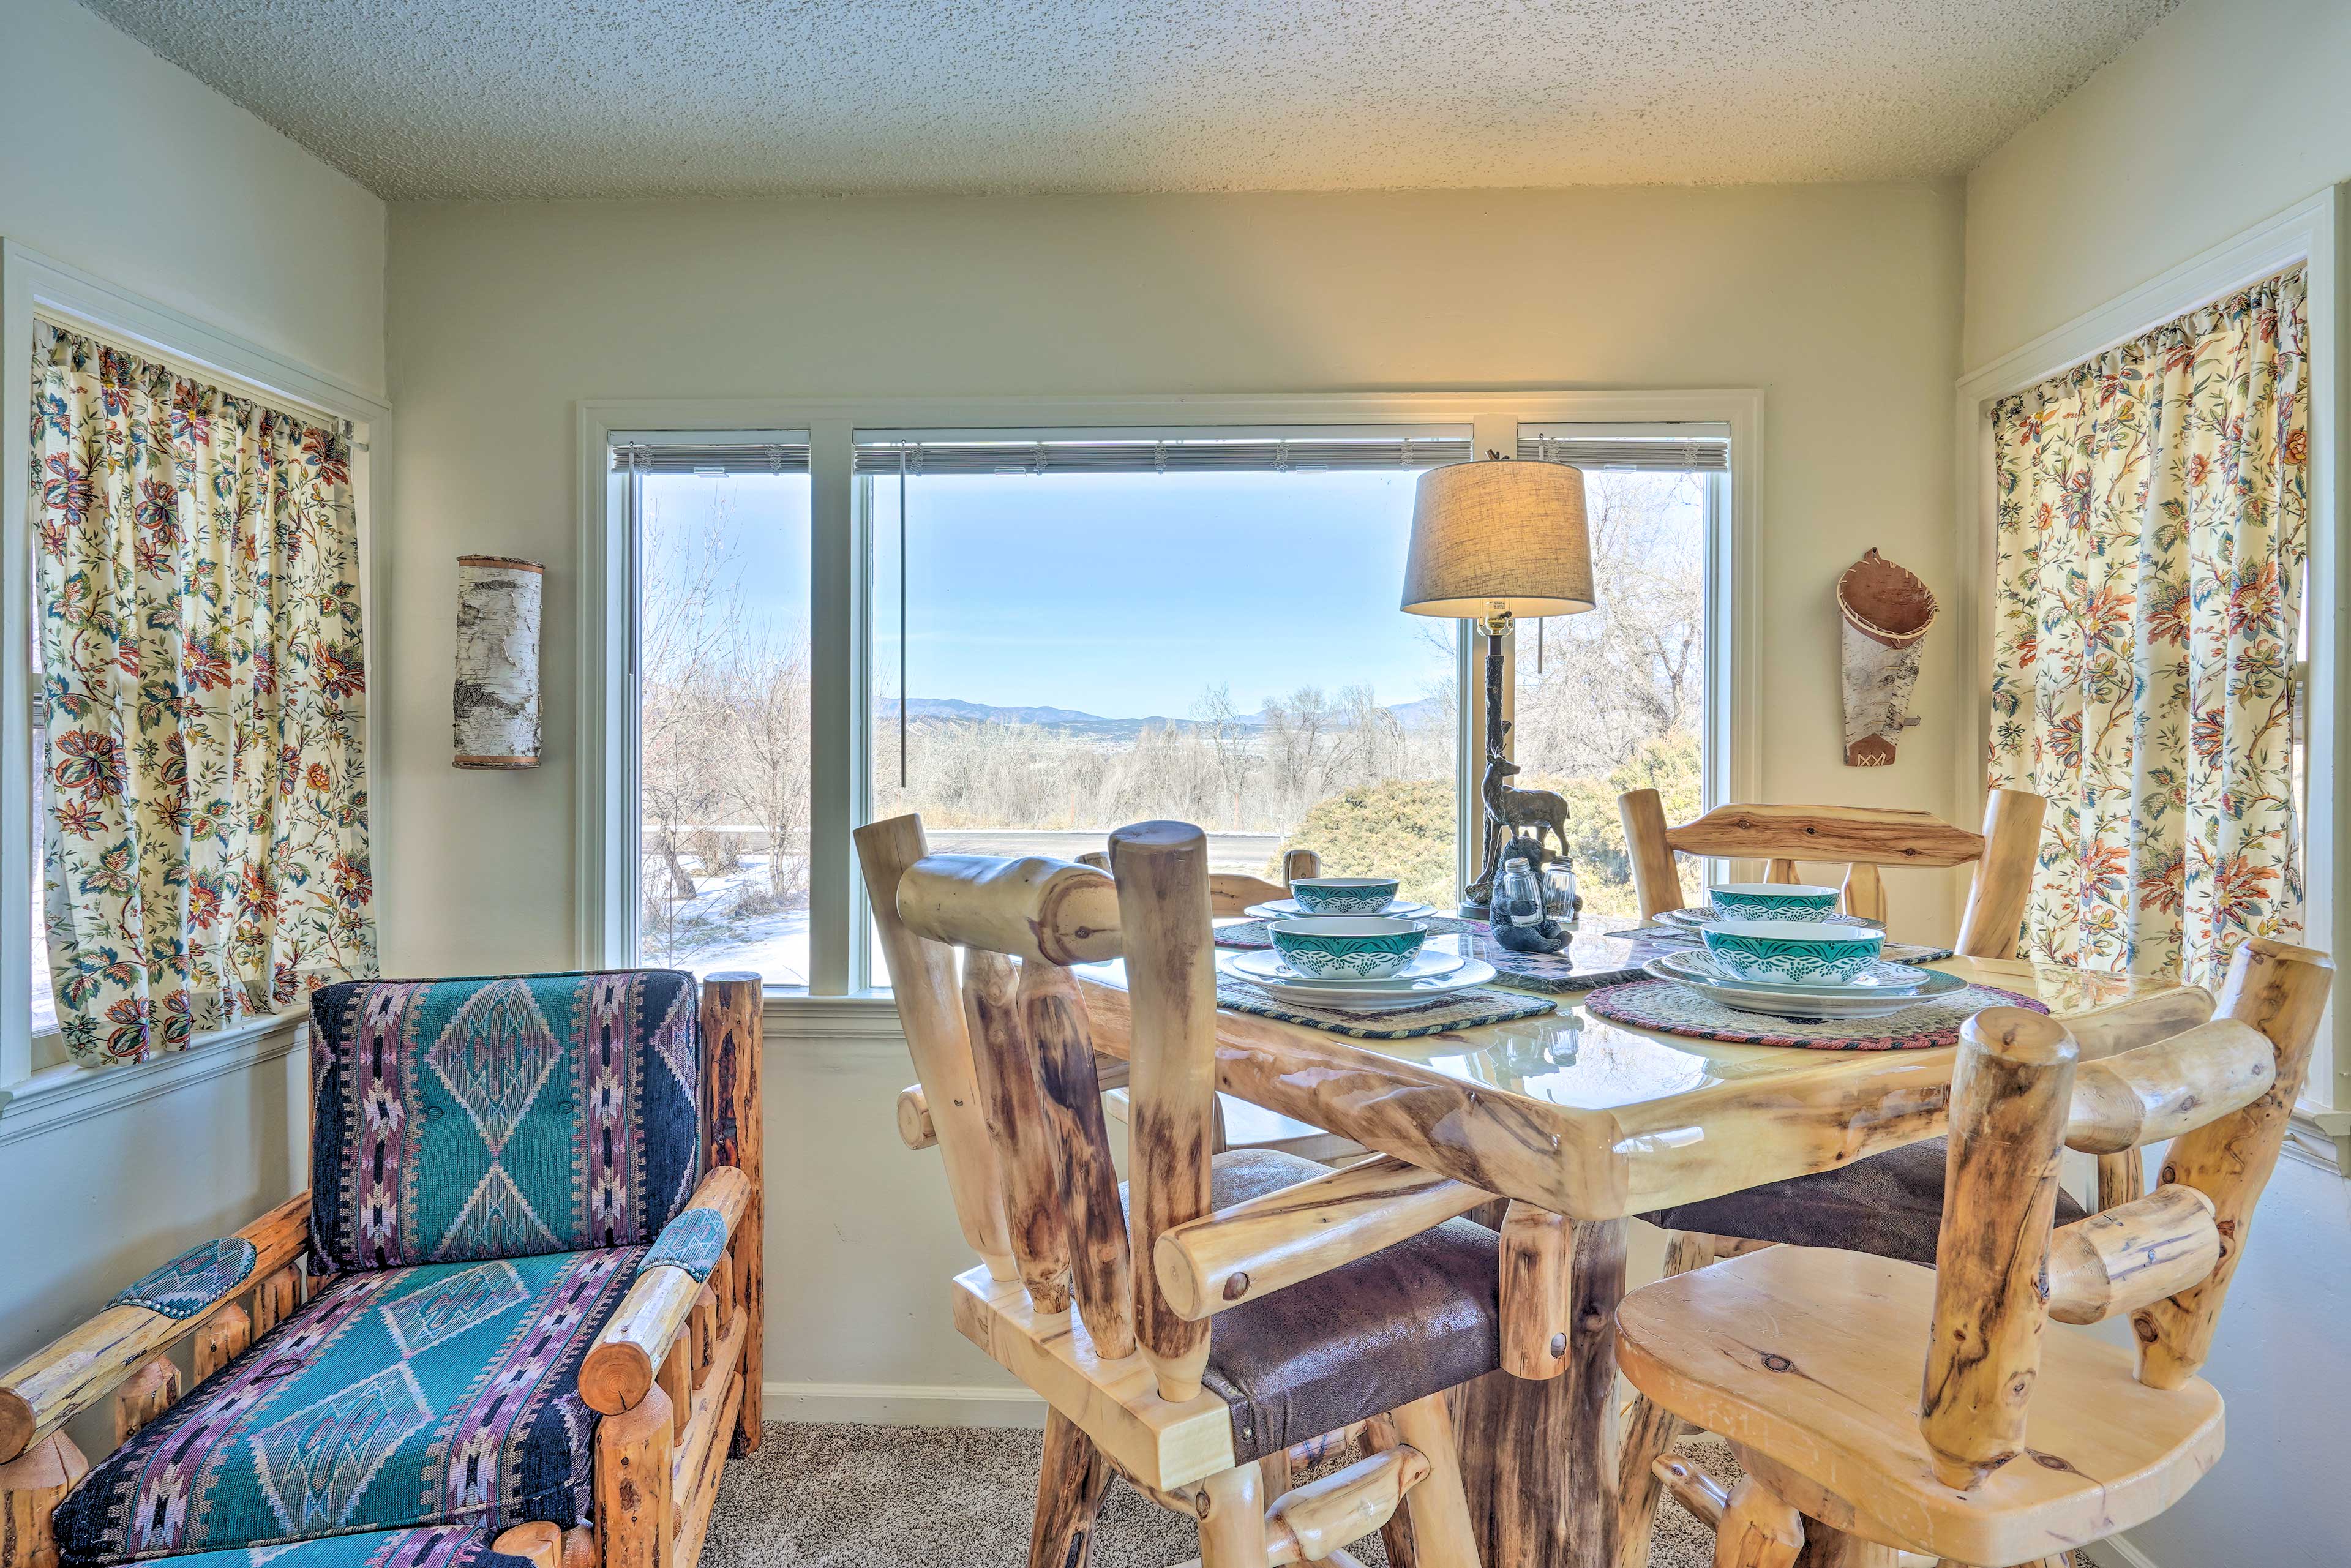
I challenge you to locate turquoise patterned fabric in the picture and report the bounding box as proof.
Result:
[309,972,700,1271]
[144,1526,531,1568]
[109,1239,257,1320]
[641,1207,727,1283]
[56,1248,642,1566]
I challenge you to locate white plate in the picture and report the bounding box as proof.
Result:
[1641,954,1957,1019]
[1659,905,1883,933]
[1245,898,1435,920]
[1229,947,1466,987]
[1659,950,1939,996]
[1220,953,1498,1012]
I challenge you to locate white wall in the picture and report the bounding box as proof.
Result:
[1965,4,2351,1562]
[382,182,1967,1411]
[0,0,384,1384]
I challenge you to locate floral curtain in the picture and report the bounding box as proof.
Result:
[29,326,377,1065]
[1988,269,2308,989]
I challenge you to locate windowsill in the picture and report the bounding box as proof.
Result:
[0,1007,308,1146]
[760,989,906,1039]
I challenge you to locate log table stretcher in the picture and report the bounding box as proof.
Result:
[1068,944,2189,1568]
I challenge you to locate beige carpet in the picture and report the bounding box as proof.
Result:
[704,1423,1738,1567]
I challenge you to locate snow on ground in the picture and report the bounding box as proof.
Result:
[642,850,811,988]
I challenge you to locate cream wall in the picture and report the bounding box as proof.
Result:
[383,182,1967,1409]
[0,0,384,1395]
[1966,4,2351,1562]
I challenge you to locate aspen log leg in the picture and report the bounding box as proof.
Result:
[1360,1414,1419,1568]
[1714,1479,1804,1568]
[1383,1394,1479,1568]
[1021,961,1135,1358]
[1193,1462,1269,1568]
[193,1302,251,1381]
[2093,1150,2143,1212]
[1839,863,1887,926]
[1617,1229,1719,1568]
[1456,1217,1627,1568]
[700,972,763,1457]
[1921,1010,2075,1488]
[0,1432,86,1568]
[1029,1409,1112,1568]
[595,1386,674,1568]
[962,950,1073,1316]
[1789,1522,1896,1568]
[111,1358,179,1446]
[1499,1203,1573,1379]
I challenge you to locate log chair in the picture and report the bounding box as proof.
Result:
[1612,939,2330,1568]
[1611,786,2087,1568]
[858,814,1496,1568]
[0,973,762,1568]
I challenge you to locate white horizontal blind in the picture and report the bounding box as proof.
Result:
[610,441,811,475]
[1515,432,1730,471]
[852,432,1474,475]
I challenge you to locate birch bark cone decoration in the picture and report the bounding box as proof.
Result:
[454,555,544,768]
[1838,549,1938,767]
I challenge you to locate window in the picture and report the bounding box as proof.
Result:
[619,439,814,986]
[583,394,1758,997]
[861,432,1469,974]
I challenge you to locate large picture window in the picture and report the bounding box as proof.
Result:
[587,397,1755,997]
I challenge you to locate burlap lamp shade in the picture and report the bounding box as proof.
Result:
[1400,460,1595,623]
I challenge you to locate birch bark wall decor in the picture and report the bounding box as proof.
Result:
[1837,548,1938,766]
[454,555,545,767]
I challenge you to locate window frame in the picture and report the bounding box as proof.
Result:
[1951,184,2347,1129]
[0,239,390,1091]
[577,391,1765,1001]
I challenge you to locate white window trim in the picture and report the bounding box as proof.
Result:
[577,389,1766,1002]
[0,239,391,1103]
[1950,185,2348,1135]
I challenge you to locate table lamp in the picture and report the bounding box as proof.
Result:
[1401,456,1595,914]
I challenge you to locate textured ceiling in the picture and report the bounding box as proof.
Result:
[74,0,2180,200]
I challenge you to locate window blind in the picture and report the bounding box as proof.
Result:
[1514,433,1730,471]
[851,434,1474,476]
[610,441,811,475]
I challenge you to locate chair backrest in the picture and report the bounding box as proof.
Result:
[1617,787,2045,958]
[859,814,1226,1401]
[1079,845,1321,917]
[307,969,704,1271]
[1916,937,2331,1489]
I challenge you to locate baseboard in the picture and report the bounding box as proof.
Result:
[2082,1531,2163,1568]
[763,1379,1048,1428]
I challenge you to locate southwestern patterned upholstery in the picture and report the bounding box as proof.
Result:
[639,1208,728,1284]
[109,1239,258,1320]
[56,1248,642,1565]
[308,972,700,1271]
[138,1526,534,1568]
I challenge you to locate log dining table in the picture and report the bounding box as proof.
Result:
[1070,937,2189,1568]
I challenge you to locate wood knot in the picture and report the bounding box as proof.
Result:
[1223,1272,1250,1301]
[1761,1353,1794,1373]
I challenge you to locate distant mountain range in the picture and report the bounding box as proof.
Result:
[878,694,1447,740]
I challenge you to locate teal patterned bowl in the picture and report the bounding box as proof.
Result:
[1701,920,1884,983]
[1270,917,1428,979]
[1710,883,1840,922]
[1291,877,1402,914]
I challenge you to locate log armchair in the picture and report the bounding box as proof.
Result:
[1614,937,2330,1567]
[0,969,762,1568]
[859,814,1494,1568]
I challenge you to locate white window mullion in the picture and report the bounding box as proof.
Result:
[808,421,860,996]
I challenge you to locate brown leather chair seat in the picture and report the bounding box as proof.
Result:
[1636,1136,2087,1267]
[1130,1149,1502,1460]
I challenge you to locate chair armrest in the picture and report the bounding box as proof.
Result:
[1152,1155,1496,1321]
[580,1165,751,1414]
[0,1189,310,1461]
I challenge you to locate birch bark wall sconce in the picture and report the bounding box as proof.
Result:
[453,555,544,768]
[1837,547,1938,767]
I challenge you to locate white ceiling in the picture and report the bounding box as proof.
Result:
[75,0,2180,201]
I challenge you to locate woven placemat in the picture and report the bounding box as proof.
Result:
[1215,915,1486,948]
[1584,978,2048,1050]
[1215,980,1557,1040]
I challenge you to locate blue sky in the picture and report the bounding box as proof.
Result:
[640,470,1455,718]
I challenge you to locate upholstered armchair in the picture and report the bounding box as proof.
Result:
[0,969,762,1568]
